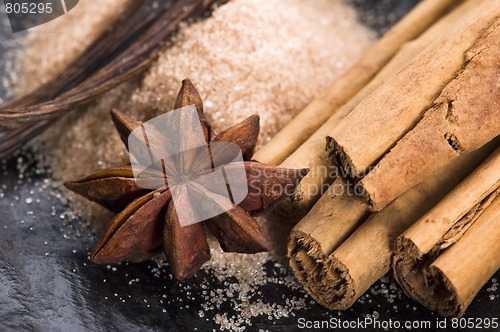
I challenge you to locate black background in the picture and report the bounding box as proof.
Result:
[0,1,498,331]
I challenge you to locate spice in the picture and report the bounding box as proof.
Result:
[288,143,495,310]
[393,147,500,317]
[65,79,308,280]
[252,0,460,166]
[359,18,500,210]
[326,1,499,190]
[275,0,478,217]
[7,0,376,326]
[286,0,500,315]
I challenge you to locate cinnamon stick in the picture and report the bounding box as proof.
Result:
[393,147,500,317]
[252,0,461,165]
[326,1,500,181]
[287,142,495,310]
[277,0,481,217]
[360,19,500,211]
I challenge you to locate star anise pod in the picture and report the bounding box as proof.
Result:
[65,79,308,281]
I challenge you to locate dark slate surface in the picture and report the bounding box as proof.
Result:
[1,1,498,331]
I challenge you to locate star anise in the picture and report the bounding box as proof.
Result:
[65,79,308,280]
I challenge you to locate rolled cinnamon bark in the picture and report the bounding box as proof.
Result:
[393,147,500,317]
[326,1,500,181]
[252,0,461,165]
[277,0,481,217]
[360,19,500,211]
[287,143,495,310]
[421,198,500,317]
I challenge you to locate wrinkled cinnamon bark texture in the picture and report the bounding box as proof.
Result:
[392,148,500,317]
[326,1,500,186]
[361,19,500,210]
[287,144,495,310]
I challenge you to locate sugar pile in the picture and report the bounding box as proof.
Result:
[130,0,375,145]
